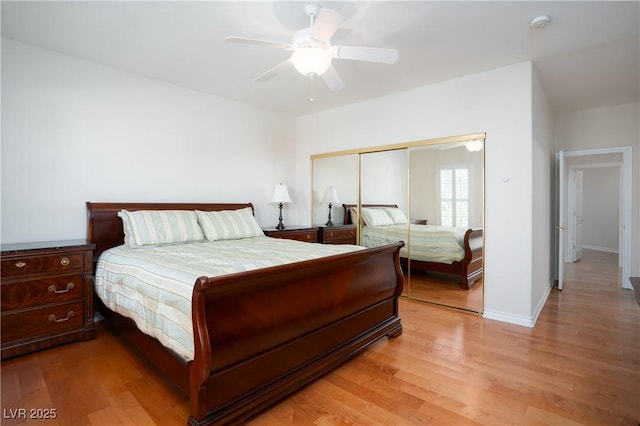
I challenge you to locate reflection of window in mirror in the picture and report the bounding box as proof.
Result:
[411,143,483,229]
[439,166,469,227]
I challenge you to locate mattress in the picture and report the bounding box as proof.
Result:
[94,236,363,361]
[361,224,467,264]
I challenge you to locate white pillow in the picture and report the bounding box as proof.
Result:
[385,207,409,225]
[361,208,394,227]
[196,207,264,241]
[349,207,359,225]
[118,210,204,247]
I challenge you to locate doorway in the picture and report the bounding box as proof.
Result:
[556,146,632,290]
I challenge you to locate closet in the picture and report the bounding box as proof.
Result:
[311,133,485,312]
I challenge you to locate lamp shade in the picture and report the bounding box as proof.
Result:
[291,47,332,77]
[270,183,292,203]
[321,186,340,204]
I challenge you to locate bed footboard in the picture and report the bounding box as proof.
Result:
[402,228,483,290]
[461,228,484,289]
[189,242,404,425]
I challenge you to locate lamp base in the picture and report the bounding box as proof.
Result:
[325,203,333,227]
[276,203,285,230]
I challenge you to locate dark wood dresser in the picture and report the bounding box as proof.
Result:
[263,226,319,243]
[318,225,357,244]
[1,240,96,359]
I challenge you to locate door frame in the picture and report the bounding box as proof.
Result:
[567,162,622,262]
[558,146,632,289]
[567,167,584,262]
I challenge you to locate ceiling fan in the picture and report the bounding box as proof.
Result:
[225,4,399,91]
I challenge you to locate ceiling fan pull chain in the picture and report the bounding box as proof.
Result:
[309,77,315,101]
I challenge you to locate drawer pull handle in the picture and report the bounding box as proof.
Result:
[48,282,75,294]
[60,257,70,266]
[48,311,75,323]
[15,261,27,269]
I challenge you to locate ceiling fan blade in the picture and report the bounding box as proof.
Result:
[321,65,345,91]
[332,46,399,64]
[310,8,344,43]
[225,36,290,50]
[255,59,293,82]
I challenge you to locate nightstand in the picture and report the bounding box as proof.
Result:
[1,240,97,359]
[263,226,319,243]
[319,224,357,245]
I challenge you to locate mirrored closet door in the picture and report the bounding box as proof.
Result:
[407,141,484,312]
[311,133,485,313]
[360,149,409,297]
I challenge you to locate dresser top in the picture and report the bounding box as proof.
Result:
[1,239,94,254]
[262,226,319,232]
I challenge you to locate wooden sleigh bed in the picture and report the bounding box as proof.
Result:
[343,204,483,290]
[87,202,404,425]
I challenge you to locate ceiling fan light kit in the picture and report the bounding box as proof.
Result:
[291,46,332,77]
[225,4,399,93]
[465,139,484,152]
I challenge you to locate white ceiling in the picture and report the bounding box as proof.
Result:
[2,1,639,117]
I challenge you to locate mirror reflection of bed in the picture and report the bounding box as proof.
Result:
[310,134,485,313]
[342,202,483,312]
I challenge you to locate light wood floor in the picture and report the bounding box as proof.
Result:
[2,249,638,425]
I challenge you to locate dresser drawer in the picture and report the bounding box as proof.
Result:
[1,274,84,310]
[322,228,356,244]
[285,230,318,242]
[319,226,357,245]
[2,252,85,277]
[1,302,84,343]
[264,227,319,243]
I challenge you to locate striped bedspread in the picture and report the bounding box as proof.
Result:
[361,224,467,264]
[94,236,363,361]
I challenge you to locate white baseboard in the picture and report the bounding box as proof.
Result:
[482,310,535,327]
[531,281,553,325]
[483,280,553,328]
[582,244,619,254]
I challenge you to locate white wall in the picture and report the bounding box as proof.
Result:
[582,167,620,252]
[296,61,536,325]
[361,149,408,212]
[311,154,358,226]
[555,103,639,276]
[531,65,555,322]
[1,39,296,243]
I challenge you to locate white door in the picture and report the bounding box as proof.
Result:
[573,169,584,262]
[556,151,566,290]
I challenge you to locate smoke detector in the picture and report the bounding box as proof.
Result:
[530,15,551,28]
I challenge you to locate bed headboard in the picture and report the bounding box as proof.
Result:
[86,202,254,258]
[342,204,399,225]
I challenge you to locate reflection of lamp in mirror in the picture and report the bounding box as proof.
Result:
[465,139,484,152]
[321,186,340,226]
[271,183,292,230]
